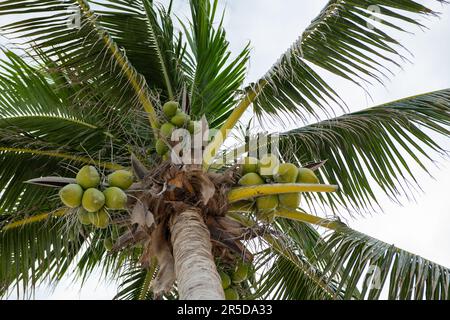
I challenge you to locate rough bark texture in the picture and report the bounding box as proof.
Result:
[170,208,225,300]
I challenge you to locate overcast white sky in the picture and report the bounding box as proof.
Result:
[3,0,450,299]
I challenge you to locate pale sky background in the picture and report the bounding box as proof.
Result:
[2,0,450,299]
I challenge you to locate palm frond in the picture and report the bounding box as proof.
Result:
[113,262,159,300]
[317,222,450,300]
[0,0,160,130]
[0,213,85,297]
[252,0,445,122]
[277,89,450,214]
[253,219,346,300]
[182,0,250,128]
[300,0,447,85]
[91,0,186,100]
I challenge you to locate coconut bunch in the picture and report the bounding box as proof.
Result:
[156,101,201,160]
[58,165,133,229]
[218,260,254,300]
[237,154,320,219]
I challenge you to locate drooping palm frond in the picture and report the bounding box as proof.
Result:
[0,214,85,297]
[251,0,446,122]
[182,0,250,128]
[91,0,186,100]
[276,89,450,214]
[253,219,347,300]
[113,262,160,300]
[316,222,450,300]
[0,0,160,130]
[300,0,447,85]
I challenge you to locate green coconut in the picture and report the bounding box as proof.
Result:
[219,271,232,289]
[224,288,240,300]
[274,163,298,183]
[297,167,320,184]
[77,207,91,225]
[103,187,127,210]
[90,208,110,229]
[232,263,249,284]
[238,173,264,186]
[76,165,100,189]
[82,188,105,213]
[107,170,134,190]
[163,101,179,118]
[170,111,190,127]
[160,122,175,139]
[156,139,169,155]
[103,237,113,251]
[278,193,301,209]
[258,154,280,178]
[187,120,201,135]
[162,151,171,161]
[241,157,259,175]
[59,183,83,208]
[256,195,278,212]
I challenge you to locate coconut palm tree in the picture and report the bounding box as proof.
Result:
[0,0,449,300]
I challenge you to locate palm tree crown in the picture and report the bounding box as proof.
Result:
[0,0,449,300]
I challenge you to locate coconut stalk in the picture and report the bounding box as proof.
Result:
[170,208,225,300]
[228,183,338,203]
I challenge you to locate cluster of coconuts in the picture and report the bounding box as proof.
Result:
[219,262,252,300]
[156,101,200,160]
[238,154,319,218]
[58,165,133,229]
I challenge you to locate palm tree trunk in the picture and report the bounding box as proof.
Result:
[170,208,225,300]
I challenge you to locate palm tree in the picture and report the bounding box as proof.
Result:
[0,0,449,300]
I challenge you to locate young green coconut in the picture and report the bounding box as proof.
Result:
[107,170,134,190]
[274,163,301,209]
[258,154,280,178]
[219,271,232,289]
[224,288,240,300]
[89,208,110,229]
[232,262,249,284]
[297,167,320,184]
[103,237,114,251]
[278,193,301,209]
[162,101,179,118]
[59,183,83,208]
[171,111,190,127]
[82,188,105,213]
[274,163,298,183]
[77,207,91,225]
[238,172,264,186]
[76,165,100,189]
[160,122,175,138]
[256,195,278,212]
[103,187,127,210]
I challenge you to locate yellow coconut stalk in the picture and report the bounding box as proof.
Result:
[227,183,338,203]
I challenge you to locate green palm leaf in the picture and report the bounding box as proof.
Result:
[0,215,85,297]
[277,89,450,213]
[182,0,250,127]
[0,0,160,129]
[253,219,346,300]
[91,0,185,99]
[252,0,445,121]
[316,222,450,300]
